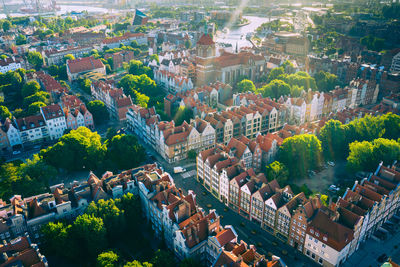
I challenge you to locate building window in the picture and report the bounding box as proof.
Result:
[306,250,310,256]
[312,253,315,259]
[318,258,323,264]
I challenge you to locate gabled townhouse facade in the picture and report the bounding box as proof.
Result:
[91,80,134,121]
[40,104,67,140]
[61,95,94,130]
[16,114,49,147]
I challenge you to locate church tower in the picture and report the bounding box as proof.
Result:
[195,33,216,86]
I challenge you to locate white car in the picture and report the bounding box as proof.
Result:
[327,161,335,167]
[329,185,340,191]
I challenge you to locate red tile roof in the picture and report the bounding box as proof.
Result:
[197,34,215,46]
[67,56,104,74]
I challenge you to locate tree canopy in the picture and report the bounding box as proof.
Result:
[87,100,109,124]
[106,134,145,170]
[21,81,40,98]
[41,127,106,171]
[347,138,400,172]
[96,251,119,267]
[279,134,322,178]
[258,79,291,99]
[236,79,256,93]
[27,51,44,70]
[314,70,339,92]
[265,161,289,185]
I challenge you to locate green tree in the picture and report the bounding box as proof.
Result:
[319,120,347,160]
[63,54,75,63]
[0,105,12,119]
[347,139,400,172]
[16,34,27,45]
[87,199,126,240]
[21,80,41,98]
[41,222,69,257]
[180,258,203,267]
[290,85,303,97]
[106,134,145,170]
[127,60,152,77]
[69,214,107,260]
[2,20,11,32]
[265,161,289,184]
[151,249,176,267]
[188,149,197,160]
[41,127,106,171]
[314,71,338,92]
[124,261,153,267]
[267,67,284,82]
[184,39,192,49]
[381,113,400,140]
[282,72,317,91]
[135,90,150,108]
[236,79,256,93]
[149,54,159,63]
[87,100,109,124]
[78,78,92,95]
[23,91,50,107]
[279,134,322,178]
[258,79,291,99]
[119,74,157,99]
[115,193,142,235]
[97,251,119,267]
[172,106,193,125]
[0,163,19,199]
[27,101,46,115]
[27,51,44,70]
[15,154,58,197]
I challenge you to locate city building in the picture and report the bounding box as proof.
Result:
[40,104,67,140]
[66,56,106,82]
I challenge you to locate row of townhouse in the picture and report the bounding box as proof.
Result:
[135,165,285,267]
[0,163,285,267]
[0,101,93,153]
[236,77,378,127]
[197,145,400,267]
[203,100,286,145]
[127,104,216,163]
[91,80,134,121]
[304,162,400,267]
[153,69,194,94]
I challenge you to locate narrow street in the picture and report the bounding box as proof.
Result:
[133,131,317,267]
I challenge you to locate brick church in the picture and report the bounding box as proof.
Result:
[195,34,267,86]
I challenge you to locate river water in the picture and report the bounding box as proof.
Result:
[215,15,271,48]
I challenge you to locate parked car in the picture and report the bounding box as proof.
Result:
[174,167,186,173]
[12,150,21,155]
[327,161,335,167]
[377,253,387,263]
[329,185,340,192]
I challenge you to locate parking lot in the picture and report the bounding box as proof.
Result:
[343,214,400,267]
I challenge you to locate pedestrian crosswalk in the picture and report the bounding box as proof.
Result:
[181,170,196,179]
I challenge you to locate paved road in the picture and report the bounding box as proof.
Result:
[134,134,317,267]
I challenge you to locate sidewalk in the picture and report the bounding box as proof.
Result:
[343,228,400,267]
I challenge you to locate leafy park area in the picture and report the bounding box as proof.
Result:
[41,193,203,267]
[236,62,339,98]
[0,127,145,200]
[263,113,400,200]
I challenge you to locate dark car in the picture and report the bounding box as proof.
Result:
[377,253,387,263]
